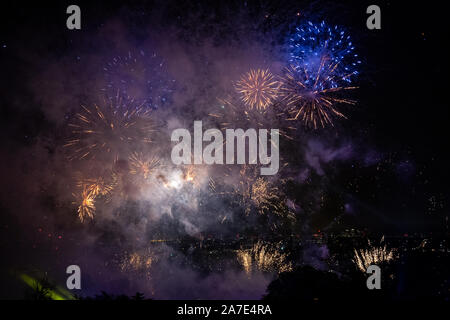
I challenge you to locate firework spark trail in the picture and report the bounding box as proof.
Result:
[235,69,280,110]
[237,241,292,275]
[72,186,96,222]
[75,175,116,197]
[64,96,155,161]
[72,170,119,222]
[353,244,397,272]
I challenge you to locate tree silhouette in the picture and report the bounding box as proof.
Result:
[132,292,145,300]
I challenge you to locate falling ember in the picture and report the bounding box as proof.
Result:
[235,69,279,110]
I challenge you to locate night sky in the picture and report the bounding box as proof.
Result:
[0,0,449,300]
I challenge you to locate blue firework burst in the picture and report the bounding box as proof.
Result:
[288,21,361,86]
[279,21,361,128]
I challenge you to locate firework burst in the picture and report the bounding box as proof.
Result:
[239,177,279,215]
[279,63,357,128]
[64,96,155,161]
[353,242,397,272]
[209,164,294,227]
[129,152,160,179]
[288,21,360,81]
[235,69,279,110]
[72,186,96,222]
[280,21,361,128]
[229,165,288,217]
[237,241,292,275]
[72,171,118,222]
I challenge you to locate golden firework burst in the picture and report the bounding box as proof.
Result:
[235,69,279,110]
[72,186,96,223]
[76,175,116,197]
[129,152,160,179]
[64,96,155,160]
